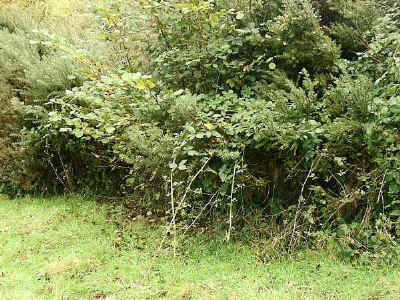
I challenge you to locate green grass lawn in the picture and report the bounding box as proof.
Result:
[0,195,399,300]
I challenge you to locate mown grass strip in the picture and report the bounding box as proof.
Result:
[0,195,399,299]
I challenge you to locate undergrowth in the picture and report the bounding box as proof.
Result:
[1,0,400,260]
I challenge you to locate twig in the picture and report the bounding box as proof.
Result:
[142,156,213,282]
[289,159,318,255]
[182,191,219,236]
[154,15,171,49]
[170,157,177,257]
[57,148,70,191]
[329,170,348,197]
[44,139,71,193]
[155,156,212,254]
[285,156,305,182]
[176,157,212,213]
[377,170,387,213]
[226,163,237,241]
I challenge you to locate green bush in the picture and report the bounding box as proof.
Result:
[3,0,400,259]
[147,0,339,93]
[0,6,114,193]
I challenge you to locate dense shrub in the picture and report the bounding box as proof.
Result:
[2,0,400,259]
[147,0,340,94]
[0,4,113,192]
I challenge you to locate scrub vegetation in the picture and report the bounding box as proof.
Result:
[1,0,400,291]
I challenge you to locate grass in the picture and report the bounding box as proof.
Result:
[0,195,399,300]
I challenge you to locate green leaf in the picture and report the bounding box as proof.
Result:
[226,79,235,88]
[390,210,400,217]
[178,160,188,170]
[186,125,196,134]
[196,133,205,139]
[73,129,84,138]
[72,118,81,127]
[390,105,400,114]
[126,177,135,186]
[236,11,245,20]
[169,162,177,170]
[59,128,71,133]
[212,131,222,138]
[268,63,276,70]
[187,150,199,156]
[105,126,115,134]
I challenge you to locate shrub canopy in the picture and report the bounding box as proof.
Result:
[2,0,400,258]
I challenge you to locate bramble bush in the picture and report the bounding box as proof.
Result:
[2,0,400,260]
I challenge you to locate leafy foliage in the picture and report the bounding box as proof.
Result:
[2,0,400,259]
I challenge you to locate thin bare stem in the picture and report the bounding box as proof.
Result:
[44,139,71,193]
[226,163,237,241]
[290,158,319,255]
[176,157,212,212]
[377,170,387,213]
[183,191,219,236]
[170,157,176,257]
